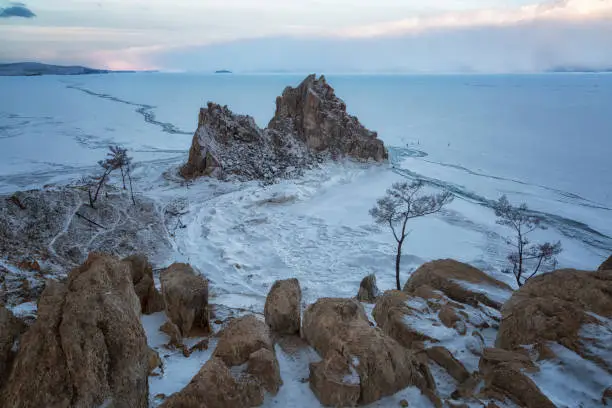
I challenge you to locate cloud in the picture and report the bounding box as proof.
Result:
[0,2,36,18]
[330,0,612,38]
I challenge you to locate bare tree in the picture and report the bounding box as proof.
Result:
[494,195,562,287]
[370,181,453,290]
[88,145,136,208]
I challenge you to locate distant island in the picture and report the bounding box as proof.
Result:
[215,70,233,74]
[0,62,138,77]
[547,66,612,73]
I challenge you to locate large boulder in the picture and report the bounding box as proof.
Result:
[123,254,165,314]
[180,75,387,182]
[161,315,281,408]
[302,298,436,406]
[264,278,301,335]
[0,306,25,385]
[268,74,387,161]
[356,274,379,303]
[599,255,612,271]
[496,269,612,369]
[160,357,263,408]
[160,263,210,337]
[1,253,150,408]
[403,259,513,310]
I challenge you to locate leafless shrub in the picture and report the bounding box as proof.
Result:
[88,145,136,208]
[494,195,562,287]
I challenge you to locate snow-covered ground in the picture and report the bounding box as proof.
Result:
[2,73,612,407]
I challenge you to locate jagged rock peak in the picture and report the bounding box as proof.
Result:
[181,74,387,182]
[268,74,387,161]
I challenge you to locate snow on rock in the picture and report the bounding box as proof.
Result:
[181,75,387,182]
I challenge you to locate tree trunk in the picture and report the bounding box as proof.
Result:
[395,239,404,290]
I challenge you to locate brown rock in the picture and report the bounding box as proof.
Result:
[160,357,263,408]
[213,315,274,366]
[403,259,512,310]
[246,348,282,395]
[479,347,553,408]
[356,274,379,303]
[123,254,165,314]
[160,321,183,347]
[399,399,409,407]
[372,290,433,349]
[268,74,387,161]
[0,306,26,385]
[303,297,436,406]
[264,278,301,334]
[2,253,150,408]
[148,347,162,375]
[603,386,612,405]
[438,304,461,329]
[425,346,470,383]
[599,255,612,271]
[161,263,210,337]
[309,350,361,407]
[496,269,612,368]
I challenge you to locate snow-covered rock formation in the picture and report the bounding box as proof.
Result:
[180,75,387,181]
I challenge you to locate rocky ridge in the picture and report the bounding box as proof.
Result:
[180,74,387,182]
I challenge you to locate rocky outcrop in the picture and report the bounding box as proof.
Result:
[161,315,281,408]
[0,306,25,385]
[1,253,150,408]
[356,274,379,302]
[403,259,513,310]
[160,263,210,337]
[599,255,612,271]
[268,75,387,161]
[479,348,554,408]
[123,254,165,314]
[264,278,301,335]
[372,290,433,349]
[181,75,387,182]
[496,268,612,369]
[302,298,436,406]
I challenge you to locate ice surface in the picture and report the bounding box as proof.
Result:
[2,73,612,407]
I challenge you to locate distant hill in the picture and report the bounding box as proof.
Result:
[0,62,135,77]
[214,70,233,74]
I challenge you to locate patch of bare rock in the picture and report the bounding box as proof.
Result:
[181,74,387,182]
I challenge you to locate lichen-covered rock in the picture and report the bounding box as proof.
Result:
[0,306,26,385]
[496,268,612,370]
[123,254,165,314]
[264,278,301,334]
[2,253,150,408]
[403,259,513,310]
[268,74,387,161]
[180,75,387,182]
[356,274,379,303]
[303,297,436,406]
[160,263,210,337]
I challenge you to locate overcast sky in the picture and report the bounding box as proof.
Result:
[0,0,611,72]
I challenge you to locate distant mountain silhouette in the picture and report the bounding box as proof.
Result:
[547,66,612,73]
[214,69,233,74]
[0,62,137,76]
